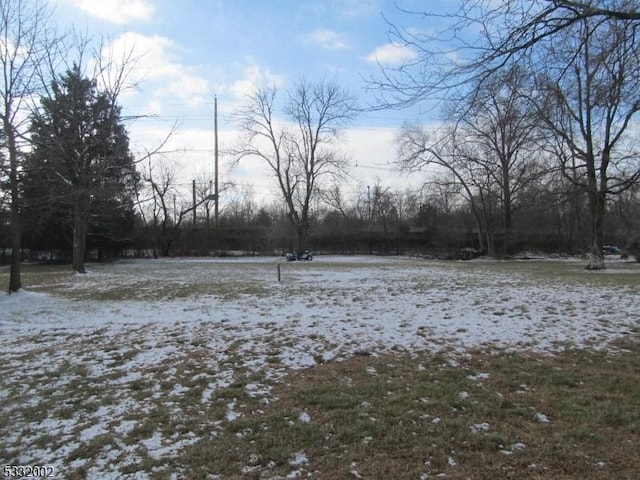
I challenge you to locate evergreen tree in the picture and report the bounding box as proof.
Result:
[24,64,137,272]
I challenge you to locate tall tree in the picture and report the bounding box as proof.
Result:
[397,124,496,253]
[453,66,543,253]
[234,78,357,254]
[373,0,640,267]
[26,65,136,273]
[530,14,640,268]
[0,0,57,291]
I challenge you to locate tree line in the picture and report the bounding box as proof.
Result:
[8,170,637,261]
[373,0,640,269]
[3,0,640,292]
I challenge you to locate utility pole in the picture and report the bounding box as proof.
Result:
[192,179,197,227]
[367,185,372,255]
[173,194,177,224]
[214,95,219,228]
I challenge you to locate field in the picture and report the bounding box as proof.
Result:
[1,256,639,479]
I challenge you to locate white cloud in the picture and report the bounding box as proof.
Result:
[227,63,284,101]
[109,33,177,82]
[71,0,155,24]
[106,32,211,109]
[364,42,418,66]
[305,29,347,50]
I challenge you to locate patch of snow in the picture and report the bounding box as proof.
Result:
[470,422,491,433]
[140,431,163,454]
[79,422,109,442]
[226,399,241,421]
[350,461,363,478]
[298,411,311,423]
[113,420,138,435]
[535,412,551,423]
[289,451,308,466]
[170,383,189,396]
[1,256,637,478]
[202,370,235,403]
[245,382,272,398]
[467,373,490,381]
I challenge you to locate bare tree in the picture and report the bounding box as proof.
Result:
[233,78,357,254]
[374,0,640,266]
[369,181,398,236]
[319,184,351,219]
[0,0,59,291]
[397,124,490,251]
[370,1,640,108]
[452,65,545,252]
[136,156,184,257]
[528,15,640,268]
[397,67,545,258]
[192,171,234,229]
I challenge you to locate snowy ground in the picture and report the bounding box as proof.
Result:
[1,255,638,478]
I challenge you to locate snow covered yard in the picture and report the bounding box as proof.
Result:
[1,256,639,479]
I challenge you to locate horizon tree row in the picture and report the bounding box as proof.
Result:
[10,170,639,260]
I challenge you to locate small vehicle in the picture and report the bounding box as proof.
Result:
[603,245,620,255]
[285,250,313,261]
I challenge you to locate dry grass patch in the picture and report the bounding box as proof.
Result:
[175,340,640,479]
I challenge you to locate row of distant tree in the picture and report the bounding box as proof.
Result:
[3,1,640,292]
[4,172,638,261]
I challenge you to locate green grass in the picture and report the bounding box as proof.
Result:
[3,257,639,301]
[1,260,275,301]
[171,341,639,480]
[1,333,639,478]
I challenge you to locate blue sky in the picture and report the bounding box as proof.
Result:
[51,0,445,204]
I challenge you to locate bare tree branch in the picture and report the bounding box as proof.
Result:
[232,78,357,253]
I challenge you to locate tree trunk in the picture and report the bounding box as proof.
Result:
[502,160,513,254]
[585,190,606,270]
[473,215,485,253]
[9,163,22,292]
[6,122,22,292]
[485,229,495,257]
[296,221,308,256]
[72,192,90,273]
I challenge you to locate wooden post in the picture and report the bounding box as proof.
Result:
[277,263,281,282]
[192,179,197,226]
[214,96,219,228]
